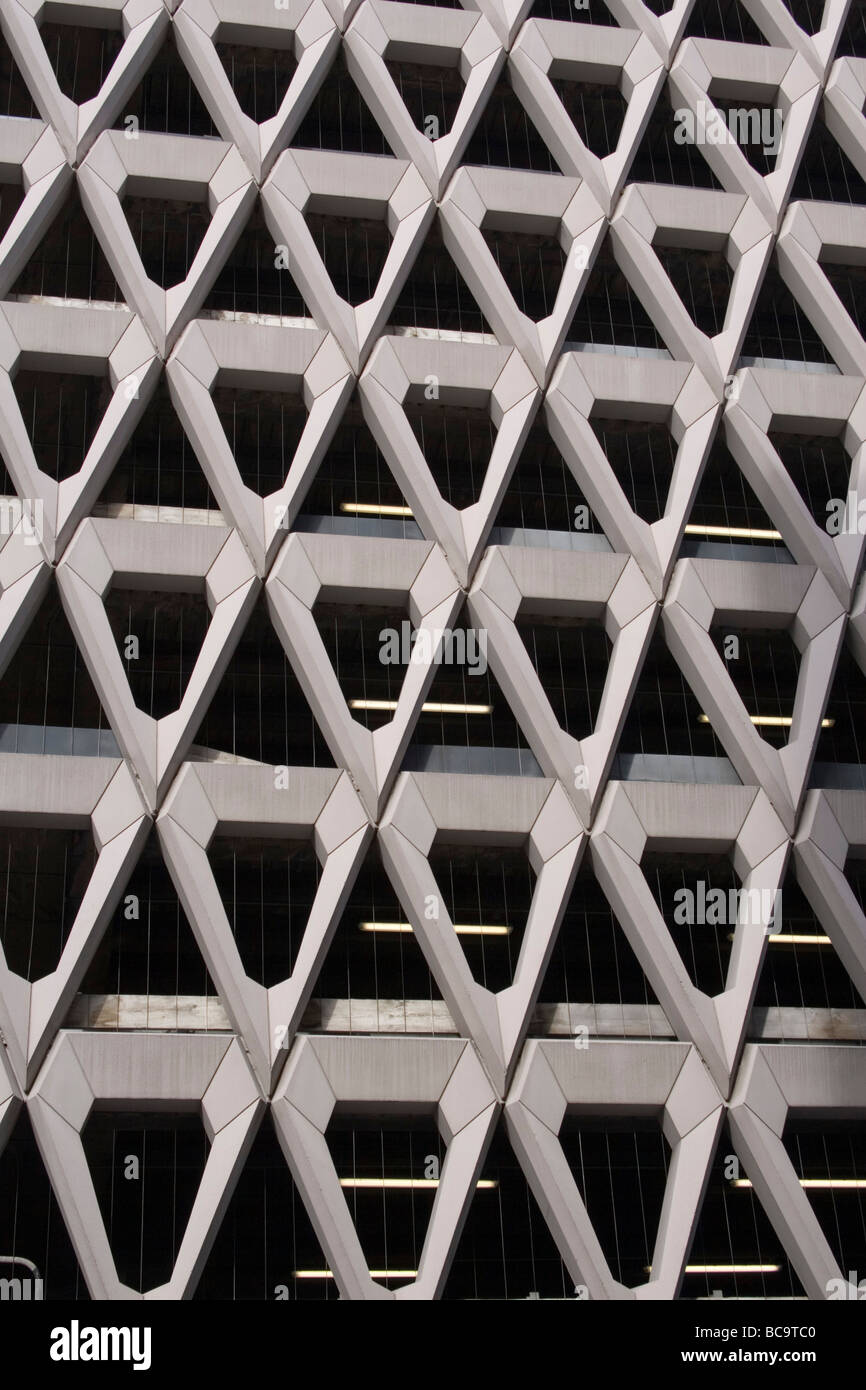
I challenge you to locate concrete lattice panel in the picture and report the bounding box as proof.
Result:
[0,0,863,1301]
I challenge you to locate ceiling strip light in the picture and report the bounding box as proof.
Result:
[340,502,414,517]
[293,1270,418,1279]
[349,699,493,715]
[698,714,834,728]
[684,524,782,541]
[732,1178,866,1189]
[338,1177,498,1189]
[360,921,512,936]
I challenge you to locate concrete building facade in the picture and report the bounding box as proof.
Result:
[0,0,865,1301]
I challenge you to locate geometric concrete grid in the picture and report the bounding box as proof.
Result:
[0,0,864,1300]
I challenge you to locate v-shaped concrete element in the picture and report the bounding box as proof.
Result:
[57,518,259,811]
[262,149,434,373]
[664,556,847,832]
[0,524,52,672]
[174,0,340,183]
[0,301,159,561]
[777,200,866,378]
[723,367,866,606]
[29,1030,264,1299]
[468,546,657,824]
[79,129,256,356]
[0,754,149,1089]
[729,1043,866,1299]
[167,317,354,575]
[824,57,866,184]
[506,1039,723,1299]
[793,787,866,1007]
[668,38,822,233]
[158,762,372,1092]
[1,0,169,165]
[510,20,664,216]
[439,165,606,386]
[266,533,463,819]
[0,119,71,297]
[545,351,719,598]
[359,336,539,586]
[611,184,773,390]
[591,780,790,1095]
[272,1034,499,1299]
[379,771,585,1094]
[344,0,504,200]
[320,0,365,30]
[0,1011,23,1151]
[741,0,853,80]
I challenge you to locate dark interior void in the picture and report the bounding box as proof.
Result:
[0,179,24,243]
[302,390,408,517]
[753,867,865,1014]
[405,397,497,508]
[194,1111,335,1300]
[98,376,219,512]
[819,260,866,340]
[384,60,464,136]
[212,384,308,496]
[614,629,729,761]
[0,823,96,981]
[426,840,535,991]
[216,42,297,123]
[530,0,619,21]
[0,1111,89,1300]
[625,90,723,191]
[324,1114,444,1282]
[305,210,391,306]
[653,243,733,337]
[0,31,37,118]
[790,117,866,204]
[589,415,676,521]
[311,842,439,1004]
[768,427,850,529]
[481,224,567,320]
[404,646,532,754]
[202,199,309,319]
[443,1118,574,1299]
[550,79,627,159]
[684,437,786,548]
[740,258,836,365]
[11,368,113,482]
[780,0,824,34]
[558,1116,671,1289]
[711,102,781,177]
[111,34,217,138]
[10,185,121,303]
[80,829,216,997]
[782,1120,866,1275]
[388,214,491,335]
[493,416,597,534]
[837,0,866,57]
[535,862,659,1008]
[566,235,666,349]
[516,617,611,741]
[683,0,769,44]
[37,20,123,106]
[461,74,558,172]
[708,625,800,748]
[683,1121,802,1299]
[291,51,392,155]
[814,643,866,766]
[104,586,211,721]
[81,1109,209,1294]
[313,600,408,732]
[643,849,738,995]
[122,195,210,290]
[0,583,114,750]
[192,596,334,766]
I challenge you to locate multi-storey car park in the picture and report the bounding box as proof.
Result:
[0,0,864,1305]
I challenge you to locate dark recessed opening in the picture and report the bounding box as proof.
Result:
[384,59,465,136]
[212,385,309,496]
[99,376,219,513]
[589,415,676,522]
[0,823,97,980]
[216,41,297,123]
[123,195,211,289]
[12,367,112,482]
[104,586,211,721]
[38,20,123,105]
